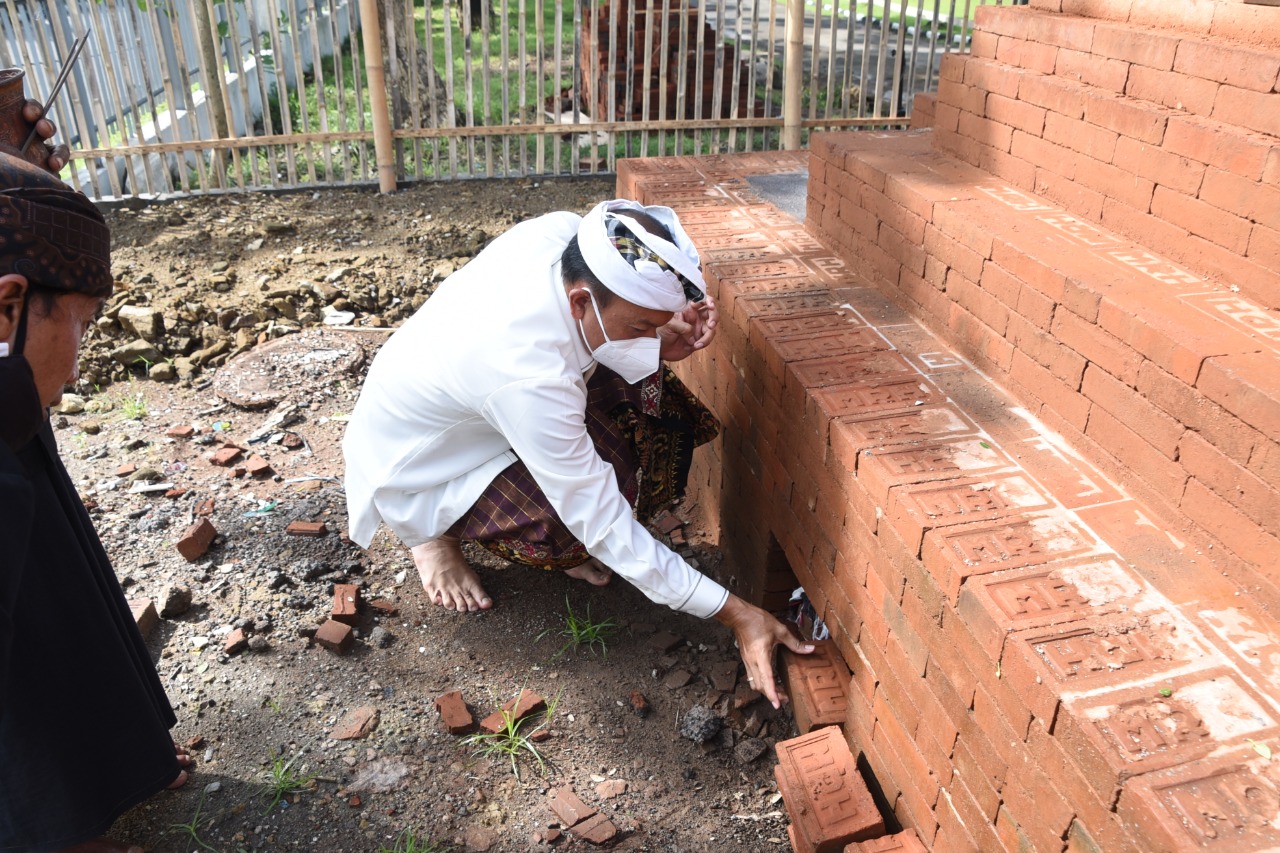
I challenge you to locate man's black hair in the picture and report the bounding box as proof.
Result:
[560,235,615,308]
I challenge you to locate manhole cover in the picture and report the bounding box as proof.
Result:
[213,329,366,409]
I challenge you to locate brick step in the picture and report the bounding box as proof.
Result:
[930,49,1280,310]
[618,148,1280,851]
[1027,0,1280,50]
[974,4,1280,124]
[809,129,1280,600]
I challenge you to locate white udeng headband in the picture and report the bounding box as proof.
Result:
[576,199,706,313]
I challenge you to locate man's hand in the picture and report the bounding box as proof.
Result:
[657,294,718,362]
[22,99,70,173]
[713,593,813,709]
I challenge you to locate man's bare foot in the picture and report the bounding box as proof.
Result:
[168,743,191,789]
[565,558,612,586]
[411,537,493,611]
[58,839,143,853]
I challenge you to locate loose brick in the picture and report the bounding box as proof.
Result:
[332,705,379,740]
[176,518,217,561]
[285,520,328,537]
[775,727,884,852]
[570,813,618,845]
[244,454,274,477]
[166,424,195,438]
[780,640,851,734]
[314,619,354,654]
[129,598,159,638]
[434,690,475,734]
[549,788,597,827]
[332,583,360,625]
[210,445,243,467]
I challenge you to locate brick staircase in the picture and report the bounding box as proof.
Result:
[616,3,1280,849]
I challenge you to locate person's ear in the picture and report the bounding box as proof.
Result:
[0,274,29,349]
[566,286,591,322]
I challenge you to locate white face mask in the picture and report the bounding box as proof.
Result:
[576,289,661,384]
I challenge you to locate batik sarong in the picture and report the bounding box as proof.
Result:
[445,365,718,568]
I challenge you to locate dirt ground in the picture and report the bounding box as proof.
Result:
[58,177,800,852]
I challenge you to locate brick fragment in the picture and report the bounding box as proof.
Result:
[115,463,136,478]
[502,688,547,720]
[176,518,217,561]
[332,583,360,625]
[286,520,328,537]
[368,598,399,616]
[314,618,354,654]
[843,828,928,852]
[780,640,850,735]
[195,498,216,516]
[244,453,274,477]
[166,424,195,438]
[775,727,884,852]
[628,690,650,717]
[223,628,248,655]
[128,598,158,639]
[210,445,243,466]
[549,788,597,827]
[434,690,475,734]
[332,705,379,740]
[570,813,618,845]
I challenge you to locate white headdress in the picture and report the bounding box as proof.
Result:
[576,199,706,312]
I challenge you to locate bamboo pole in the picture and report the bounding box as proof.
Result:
[781,0,802,149]
[358,0,397,191]
[265,0,298,184]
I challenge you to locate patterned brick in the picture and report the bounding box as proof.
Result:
[775,727,884,852]
[780,640,851,735]
[923,512,1100,603]
[1059,669,1277,802]
[886,472,1051,556]
[858,437,1012,506]
[1118,748,1280,852]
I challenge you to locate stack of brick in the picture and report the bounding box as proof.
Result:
[618,114,1280,849]
[579,0,755,121]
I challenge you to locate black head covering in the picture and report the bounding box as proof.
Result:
[0,151,112,298]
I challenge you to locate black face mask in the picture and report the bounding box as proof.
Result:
[1,297,43,450]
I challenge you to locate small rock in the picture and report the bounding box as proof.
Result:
[663,669,693,690]
[158,585,193,618]
[56,394,85,414]
[110,338,161,367]
[247,636,270,653]
[149,362,176,381]
[368,626,392,648]
[203,781,221,795]
[596,779,628,800]
[734,737,768,764]
[679,705,721,744]
[628,691,650,718]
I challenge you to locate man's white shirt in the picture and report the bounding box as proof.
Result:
[343,212,729,619]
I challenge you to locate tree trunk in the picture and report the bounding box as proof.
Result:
[376,0,460,131]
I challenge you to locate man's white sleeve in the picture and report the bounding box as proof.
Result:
[482,378,729,619]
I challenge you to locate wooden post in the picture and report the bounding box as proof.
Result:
[359,0,397,192]
[782,0,803,149]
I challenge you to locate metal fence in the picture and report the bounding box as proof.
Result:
[0,0,1022,199]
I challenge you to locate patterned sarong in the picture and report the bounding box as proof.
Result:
[445,365,719,568]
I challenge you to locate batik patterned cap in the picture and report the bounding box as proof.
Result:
[0,152,112,298]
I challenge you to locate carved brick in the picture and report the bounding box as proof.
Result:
[1119,749,1280,852]
[923,514,1099,603]
[775,727,884,853]
[830,405,976,473]
[957,558,1140,658]
[858,438,1011,506]
[774,328,888,364]
[794,351,917,389]
[1059,669,1276,803]
[886,473,1050,556]
[781,641,852,734]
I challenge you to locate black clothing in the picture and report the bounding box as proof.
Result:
[1,363,178,851]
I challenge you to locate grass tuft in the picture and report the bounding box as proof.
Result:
[378,827,452,853]
[260,751,317,814]
[538,595,617,660]
[462,690,560,780]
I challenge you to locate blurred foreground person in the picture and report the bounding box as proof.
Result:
[0,102,188,853]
